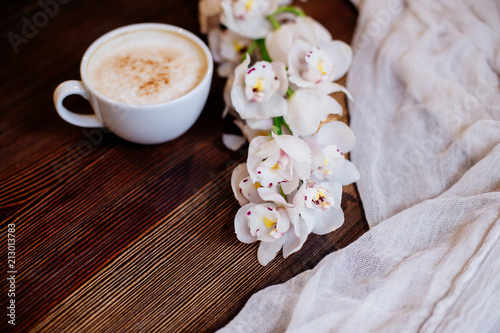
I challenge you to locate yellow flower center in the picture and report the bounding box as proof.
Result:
[313,189,324,202]
[317,60,326,75]
[245,0,253,12]
[312,189,332,210]
[233,41,245,53]
[252,79,263,93]
[263,217,277,228]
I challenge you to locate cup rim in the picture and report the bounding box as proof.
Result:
[80,23,213,109]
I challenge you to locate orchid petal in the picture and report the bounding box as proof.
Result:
[315,82,353,100]
[246,118,273,130]
[220,0,276,39]
[304,137,325,169]
[272,133,312,165]
[231,163,250,206]
[234,119,270,142]
[258,187,289,206]
[271,61,289,96]
[254,138,279,159]
[265,24,296,65]
[285,89,343,137]
[319,181,342,209]
[282,223,309,257]
[280,177,300,195]
[222,76,235,118]
[223,134,246,151]
[276,207,291,233]
[298,209,316,235]
[245,93,288,118]
[293,182,307,211]
[315,121,356,153]
[323,40,353,81]
[235,203,258,243]
[231,56,251,113]
[311,206,344,235]
[247,136,273,183]
[295,16,332,46]
[258,236,286,266]
[325,160,361,185]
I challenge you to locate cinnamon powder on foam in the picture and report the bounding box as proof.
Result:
[88,30,207,105]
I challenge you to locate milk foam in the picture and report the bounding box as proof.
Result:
[87,30,207,105]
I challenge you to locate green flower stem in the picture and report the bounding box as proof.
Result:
[272,116,293,136]
[267,14,281,30]
[286,87,295,98]
[274,6,306,17]
[272,117,283,135]
[281,117,293,135]
[279,186,287,200]
[241,40,258,62]
[247,40,258,57]
[257,38,271,62]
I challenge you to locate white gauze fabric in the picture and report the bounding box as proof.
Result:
[219,0,500,332]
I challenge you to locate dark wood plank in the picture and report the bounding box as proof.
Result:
[0,0,365,332]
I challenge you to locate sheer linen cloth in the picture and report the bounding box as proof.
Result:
[220,0,500,331]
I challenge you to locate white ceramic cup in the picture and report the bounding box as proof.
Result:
[54,23,213,144]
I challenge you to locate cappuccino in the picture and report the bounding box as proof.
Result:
[87,29,208,105]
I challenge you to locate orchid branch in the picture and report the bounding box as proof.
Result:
[279,186,287,200]
[274,6,306,17]
[256,38,271,62]
[272,116,293,136]
[241,40,258,62]
[267,14,281,30]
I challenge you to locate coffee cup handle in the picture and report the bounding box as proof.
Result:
[54,80,105,128]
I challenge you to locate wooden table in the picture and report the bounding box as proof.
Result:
[1,1,367,331]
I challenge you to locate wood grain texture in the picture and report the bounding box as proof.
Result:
[0,0,366,332]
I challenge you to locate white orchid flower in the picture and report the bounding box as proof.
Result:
[265,16,332,66]
[209,28,252,77]
[257,186,310,258]
[231,56,288,121]
[287,39,353,94]
[231,163,266,205]
[234,202,288,265]
[305,121,360,185]
[220,0,279,39]
[234,196,310,265]
[199,0,223,34]
[247,134,311,195]
[284,88,343,137]
[293,180,344,235]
